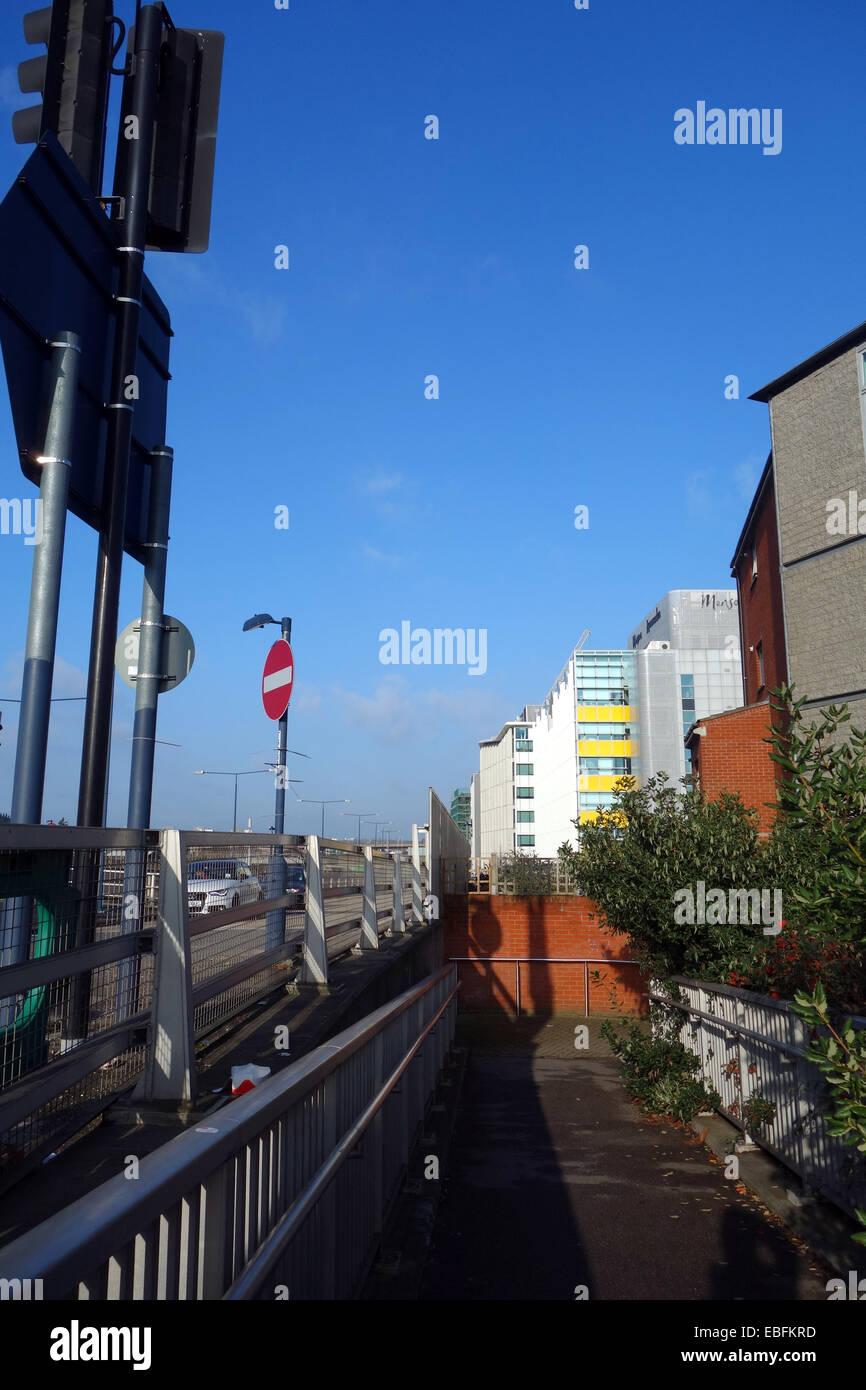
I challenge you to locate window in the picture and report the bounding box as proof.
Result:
[516,810,535,822]
[516,787,534,799]
[515,763,534,775]
[751,542,758,582]
[860,349,866,389]
[517,835,535,847]
[515,740,533,752]
[514,727,528,739]
[756,641,765,689]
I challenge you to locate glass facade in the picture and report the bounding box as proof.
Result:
[575,652,636,824]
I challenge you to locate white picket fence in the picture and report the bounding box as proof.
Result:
[651,976,866,1220]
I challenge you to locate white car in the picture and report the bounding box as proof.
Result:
[187,859,263,916]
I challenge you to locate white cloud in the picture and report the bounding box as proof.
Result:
[150,258,286,346]
[360,473,403,495]
[685,469,714,517]
[734,455,764,503]
[362,544,405,566]
[334,676,502,743]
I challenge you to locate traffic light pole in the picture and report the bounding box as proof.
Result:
[77,4,163,827]
[67,4,163,1047]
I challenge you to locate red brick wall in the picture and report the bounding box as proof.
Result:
[442,894,646,1016]
[690,702,780,835]
[734,470,788,706]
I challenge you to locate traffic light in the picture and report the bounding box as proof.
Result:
[114,24,224,253]
[12,1,115,194]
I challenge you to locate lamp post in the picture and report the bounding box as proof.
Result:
[341,810,380,846]
[296,797,350,838]
[193,768,270,832]
[370,820,391,845]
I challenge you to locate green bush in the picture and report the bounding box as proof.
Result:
[601,1009,720,1125]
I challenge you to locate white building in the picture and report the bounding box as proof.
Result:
[475,590,742,858]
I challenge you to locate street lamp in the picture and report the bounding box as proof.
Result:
[370,820,391,845]
[296,797,350,838]
[341,810,380,845]
[194,768,270,832]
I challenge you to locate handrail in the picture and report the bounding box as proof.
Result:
[224,980,457,1298]
[0,964,457,1294]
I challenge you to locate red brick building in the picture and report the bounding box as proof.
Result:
[730,454,788,706]
[686,702,779,835]
[686,454,787,832]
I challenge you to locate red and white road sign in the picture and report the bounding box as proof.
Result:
[262,639,294,720]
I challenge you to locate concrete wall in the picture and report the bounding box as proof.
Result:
[629,589,740,652]
[429,786,472,903]
[532,658,581,856]
[769,342,866,722]
[478,728,516,855]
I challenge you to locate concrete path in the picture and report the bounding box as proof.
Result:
[419,1017,832,1301]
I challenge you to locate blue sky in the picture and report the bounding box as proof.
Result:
[0,0,864,836]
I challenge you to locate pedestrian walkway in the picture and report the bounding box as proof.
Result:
[419,1016,832,1301]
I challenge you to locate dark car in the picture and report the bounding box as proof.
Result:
[286,862,305,910]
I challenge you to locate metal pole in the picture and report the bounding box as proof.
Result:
[68,5,163,1046]
[11,333,81,822]
[117,445,172,1019]
[266,616,291,950]
[233,775,238,834]
[0,332,80,1031]
[126,446,172,829]
[77,4,163,827]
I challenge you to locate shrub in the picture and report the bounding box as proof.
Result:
[601,1007,720,1125]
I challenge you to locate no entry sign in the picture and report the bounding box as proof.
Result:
[262,639,294,720]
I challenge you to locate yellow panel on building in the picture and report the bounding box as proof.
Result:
[576,706,633,724]
[577,740,633,757]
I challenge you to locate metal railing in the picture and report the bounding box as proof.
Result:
[1,826,426,1185]
[652,976,866,1219]
[0,826,157,1186]
[450,955,640,1017]
[441,855,581,896]
[0,965,457,1300]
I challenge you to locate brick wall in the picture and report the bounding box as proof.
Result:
[688,702,779,835]
[442,893,646,1016]
[735,469,788,706]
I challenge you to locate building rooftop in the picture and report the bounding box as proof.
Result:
[749,319,866,402]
